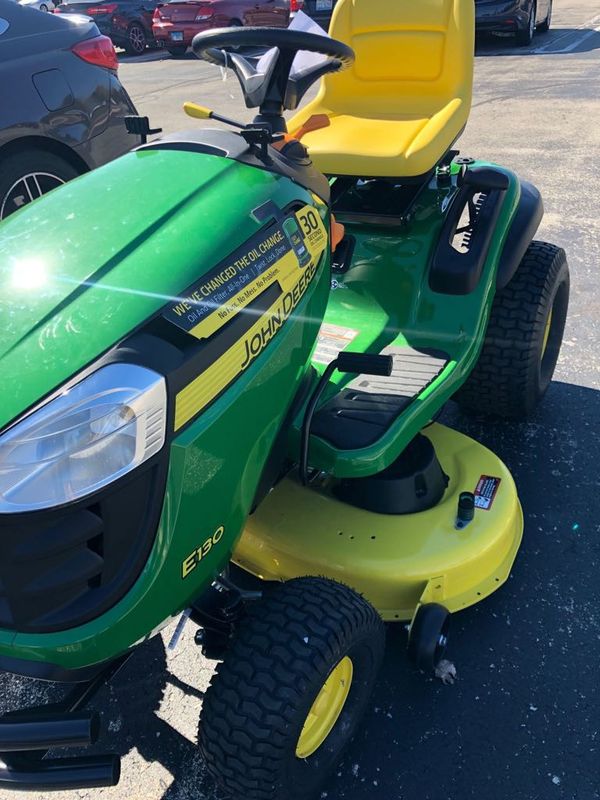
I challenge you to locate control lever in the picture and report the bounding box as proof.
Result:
[299,353,394,485]
[183,101,245,129]
[183,103,283,160]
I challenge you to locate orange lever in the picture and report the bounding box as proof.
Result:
[292,114,331,141]
[273,114,331,152]
[331,213,345,253]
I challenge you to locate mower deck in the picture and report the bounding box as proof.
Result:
[235,424,523,621]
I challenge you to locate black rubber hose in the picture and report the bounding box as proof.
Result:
[0,713,99,752]
[0,754,120,791]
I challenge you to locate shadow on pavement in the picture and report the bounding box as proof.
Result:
[476,28,600,55]
[322,380,600,799]
[104,637,220,800]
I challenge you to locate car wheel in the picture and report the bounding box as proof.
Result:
[538,0,552,32]
[0,150,80,220]
[124,23,147,56]
[167,46,188,58]
[39,3,48,10]
[516,1,536,46]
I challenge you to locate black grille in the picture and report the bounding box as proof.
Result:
[0,457,167,633]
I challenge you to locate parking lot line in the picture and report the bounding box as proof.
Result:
[534,12,600,53]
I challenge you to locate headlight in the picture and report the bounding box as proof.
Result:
[0,364,167,513]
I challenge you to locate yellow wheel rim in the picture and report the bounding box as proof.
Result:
[296,656,353,759]
[542,308,553,359]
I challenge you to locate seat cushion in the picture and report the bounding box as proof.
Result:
[295,98,465,178]
[287,0,474,178]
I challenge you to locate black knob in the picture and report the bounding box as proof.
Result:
[457,492,475,524]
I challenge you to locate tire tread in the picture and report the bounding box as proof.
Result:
[456,241,568,418]
[198,577,384,800]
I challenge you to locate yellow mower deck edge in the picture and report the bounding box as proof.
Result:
[233,424,524,621]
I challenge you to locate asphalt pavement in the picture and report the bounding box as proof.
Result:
[1,2,599,799]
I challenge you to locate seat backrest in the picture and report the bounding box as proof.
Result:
[320,0,474,117]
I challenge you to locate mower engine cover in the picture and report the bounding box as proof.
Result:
[0,142,331,675]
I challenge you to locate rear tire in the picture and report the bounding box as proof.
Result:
[538,0,552,32]
[516,1,536,45]
[455,241,569,419]
[167,45,188,58]
[0,149,80,220]
[199,577,385,800]
[124,23,147,55]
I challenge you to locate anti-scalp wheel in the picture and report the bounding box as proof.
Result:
[407,603,450,673]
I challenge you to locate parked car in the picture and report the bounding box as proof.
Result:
[152,0,289,58]
[18,0,55,12]
[290,0,338,31]
[475,0,552,46]
[55,0,159,55]
[0,0,138,220]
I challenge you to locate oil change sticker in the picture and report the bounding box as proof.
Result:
[175,257,320,430]
[474,475,501,510]
[164,204,327,341]
[313,323,359,365]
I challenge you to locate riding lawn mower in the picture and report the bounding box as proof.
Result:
[0,1,569,798]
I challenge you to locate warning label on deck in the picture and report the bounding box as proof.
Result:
[474,475,501,510]
[163,204,327,341]
[313,323,359,365]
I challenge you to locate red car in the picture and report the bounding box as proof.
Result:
[152,0,290,57]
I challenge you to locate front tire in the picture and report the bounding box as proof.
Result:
[456,241,570,419]
[199,577,385,800]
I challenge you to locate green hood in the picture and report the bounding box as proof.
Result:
[0,148,298,431]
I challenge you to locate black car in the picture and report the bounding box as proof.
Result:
[476,0,553,46]
[291,0,339,31]
[55,0,159,55]
[0,0,138,220]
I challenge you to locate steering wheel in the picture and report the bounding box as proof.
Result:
[192,28,355,133]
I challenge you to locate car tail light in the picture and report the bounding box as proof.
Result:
[290,0,304,11]
[85,3,118,13]
[72,35,119,71]
[154,4,170,20]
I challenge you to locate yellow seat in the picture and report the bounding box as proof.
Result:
[289,0,474,178]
